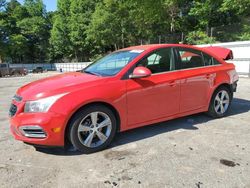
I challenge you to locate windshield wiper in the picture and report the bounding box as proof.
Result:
[83,70,102,76]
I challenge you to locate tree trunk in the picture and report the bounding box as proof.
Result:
[170,16,175,33]
[74,50,78,62]
[122,32,125,48]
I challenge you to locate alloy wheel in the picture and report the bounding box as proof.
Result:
[77,111,112,148]
[214,90,230,115]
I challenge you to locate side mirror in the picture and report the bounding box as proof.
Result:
[129,67,152,79]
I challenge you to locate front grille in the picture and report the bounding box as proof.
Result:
[9,104,17,117]
[13,94,22,102]
[19,126,47,138]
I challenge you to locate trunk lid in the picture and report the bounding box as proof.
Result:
[202,46,233,60]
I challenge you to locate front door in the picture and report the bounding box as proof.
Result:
[126,48,181,126]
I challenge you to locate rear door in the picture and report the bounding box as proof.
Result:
[175,47,216,113]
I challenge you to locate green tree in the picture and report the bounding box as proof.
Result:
[87,0,126,51]
[16,0,50,63]
[24,0,45,17]
[1,0,29,63]
[185,30,216,44]
[187,0,243,42]
[0,0,50,63]
[69,0,99,61]
[8,34,28,62]
[50,0,71,61]
[164,0,181,33]
[1,0,250,63]
[188,0,226,30]
[0,8,7,62]
[87,0,162,51]
[221,0,250,15]
[128,0,165,42]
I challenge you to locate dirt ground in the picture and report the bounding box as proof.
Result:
[0,72,250,188]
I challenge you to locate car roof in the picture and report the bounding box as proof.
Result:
[118,44,228,64]
[120,43,199,51]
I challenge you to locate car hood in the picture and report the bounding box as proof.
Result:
[17,72,107,101]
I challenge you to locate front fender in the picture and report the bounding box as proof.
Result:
[49,79,127,137]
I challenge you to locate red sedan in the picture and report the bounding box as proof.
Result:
[9,44,239,153]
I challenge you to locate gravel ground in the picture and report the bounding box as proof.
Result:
[0,72,250,188]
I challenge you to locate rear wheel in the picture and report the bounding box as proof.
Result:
[207,86,232,118]
[69,105,117,154]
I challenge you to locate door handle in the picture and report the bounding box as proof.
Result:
[169,81,176,87]
[206,74,212,79]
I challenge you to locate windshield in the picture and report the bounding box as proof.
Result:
[84,50,144,76]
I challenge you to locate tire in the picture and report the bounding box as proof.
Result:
[207,86,232,118]
[69,105,117,154]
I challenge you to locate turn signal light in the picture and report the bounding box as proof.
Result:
[52,127,61,133]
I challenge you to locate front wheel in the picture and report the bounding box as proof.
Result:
[207,86,232,118]
[69,105,117,154]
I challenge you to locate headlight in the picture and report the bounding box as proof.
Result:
[24,93,67,113]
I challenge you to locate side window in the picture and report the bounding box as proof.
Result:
[137,48,175,74]
[176,48,204,69]
[203,53,213,66]
[147,54,161,65]
[202,52,222,66]
[212,58,221,65]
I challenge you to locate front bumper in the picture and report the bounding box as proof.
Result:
[10,111,66,147]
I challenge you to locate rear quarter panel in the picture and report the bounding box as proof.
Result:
[207,62,238,108]
[213,63,238,86]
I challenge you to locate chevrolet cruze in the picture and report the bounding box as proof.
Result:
[9,44,239,153]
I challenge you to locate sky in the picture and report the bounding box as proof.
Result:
[7,0,57,12]
[39,0,57,12]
